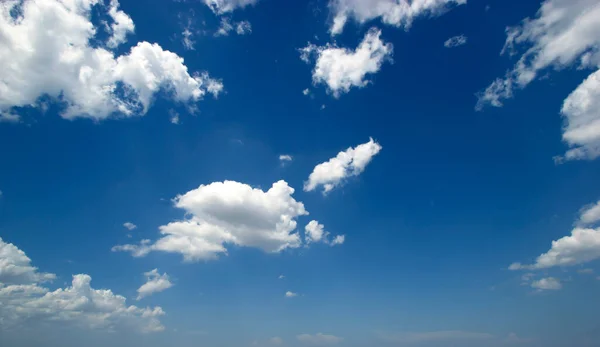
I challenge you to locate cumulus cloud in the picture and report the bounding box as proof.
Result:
[328,0,466,35]
[510,199,600,270]
[559,68,600,161]
[124,222,137,231]
[578,200,600,226]
[0,237,56,284]
[203,0,258,14]
[300,28,393,96]
[304,138,382,194]
[444,34,467,48]
[297,333,343,345]
[0,0,222,121]
[136,269,173,300]
[113,180,310,261]
[531,277,562,291]
[304,220,345,246]
[477,0,600,158]
[215,17,252,36]
[285,291,298,298]
[0,238,164,333]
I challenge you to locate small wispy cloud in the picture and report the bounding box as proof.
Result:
[123,222,137,231]
[444,34,467,48]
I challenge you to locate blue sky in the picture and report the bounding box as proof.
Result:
[1,0,600,346]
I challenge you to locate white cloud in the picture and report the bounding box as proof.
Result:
[578,200,600,226]
[269,337,284,345]
[169,109,181,124]
[444,34,467,48]
[559,68,600,161]
[285,291,298,298]
[0,238,164,333]
[182,28,196,50]
[577,268,594,274]
[123,222,137,231]
[304,220,345,246]
[0,0,222,121]
[0,111,20,123]
[105,0,135,49]
[236,20,252,35]
[278,275,285,279]
[279,154,293,162]
[0,237,56,284]
[136,269,173,300]
[531,277,562,291]
[215,17,252,36]
[297,333,343,345]
[477,0,600,110]
[113,180,309,261]
[328,0,466,35]
[302,88,311,96]
[304,137,382,194]
[300,28,393,97]
[203,0,258,14]
[378,331,494,344]
[510,227,600,270]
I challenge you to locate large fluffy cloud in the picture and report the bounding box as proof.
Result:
[304,138,382,194]
[300,29,393,97]
[0,238,164,333]
[0,0,222,121]
[136,269,173,300]
[328,0,466,35]
[113,180,313,261]
[477,0,600,161]
[510,199,600,270]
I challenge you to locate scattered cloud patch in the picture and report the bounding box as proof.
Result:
[579,200,600,226]
[215,17,252,36]
[203,0,258,14]
[137,269,173,300]
[113,180,310,261]
[297,333,343,345]
[328,0,466,35]
[477,0,600,162]
[278,275,285,279]
[304,220,345,246]
[0,238,164,333]
[0,111,20,123]
[378,330,495,344]
[169,109,181,124]
[269,337,284,345]
[300,28,393,97]
[279,154,293,163]
[303,88,311,96]
[304,137,382,194]
[0,0,223,121]
[531,277,562,291]
[444,34,467,48]
[124,222,137,231]
[285,291,298,298]
[577,268,594,274]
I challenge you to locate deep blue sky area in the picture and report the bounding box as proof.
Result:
[1,0,600,347]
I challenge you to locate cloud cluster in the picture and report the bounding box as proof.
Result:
[531,277,562,291]
[304,138,382,194]
[137,269,173,300]
[510,199,600,270]
[477,0,600,161]
[0,0,222,121]
[300,29,393,96]
[328,0,466,35]
[0,237,164,333]
[114,180,312,261]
